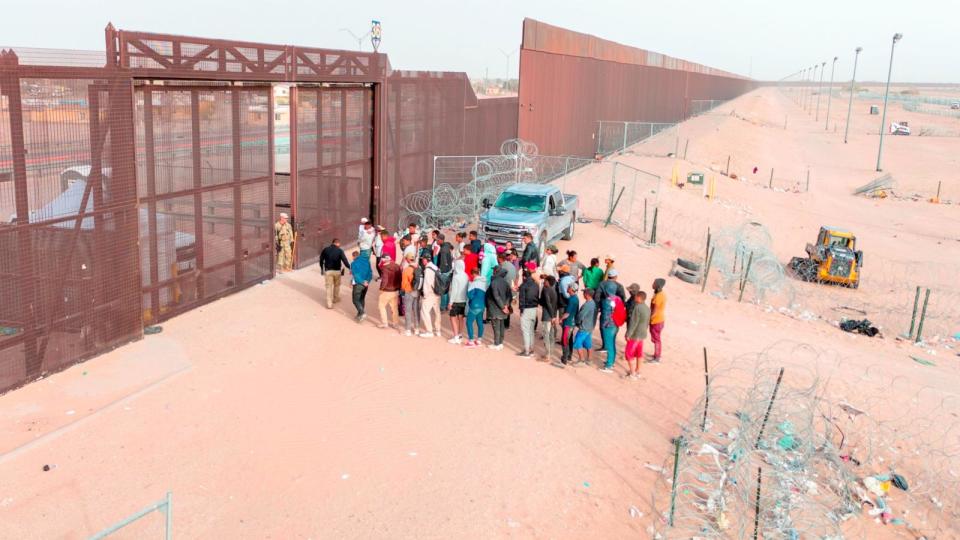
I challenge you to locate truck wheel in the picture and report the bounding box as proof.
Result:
[563,214,576,240]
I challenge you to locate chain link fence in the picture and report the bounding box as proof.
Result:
[596,121,677,157]
[690,99,728,116]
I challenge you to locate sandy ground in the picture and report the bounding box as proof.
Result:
[1,87,958,539]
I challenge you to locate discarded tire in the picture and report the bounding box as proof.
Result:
[676,258,701,272]
[674,270,701,284]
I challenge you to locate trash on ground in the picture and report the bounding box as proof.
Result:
[839,318,880,337]
[910,356,936,366]
[144,325,163,335]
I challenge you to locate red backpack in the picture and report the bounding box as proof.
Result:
[611,296,627,327]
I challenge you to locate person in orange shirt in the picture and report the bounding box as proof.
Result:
[648,278,666,363]
[400,252,420,336]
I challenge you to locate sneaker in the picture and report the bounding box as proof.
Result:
[464,341,478,349]
[404,330,413,337]
[419,332,434,338]
[646,357,661,364]
[377,323,388,329]
[448,336,462,345]
[434,332,442,337]
[599,367,614,373]
[488,343,500,350]
[516,350,529,357]
[359,314,366,321]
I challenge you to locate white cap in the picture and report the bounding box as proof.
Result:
[360,217,369,223]
[279,212,289,219]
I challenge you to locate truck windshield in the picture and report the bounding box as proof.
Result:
[494,192,545,212]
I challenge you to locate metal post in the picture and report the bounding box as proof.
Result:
[755,367,785,449]
[815,61,826,121]
[877,34,903,171]
[643,198,648,233]
[844,47,862,144]
[701,349,710,431]
[683,139,689,160]
[165,491,173,540]
[621,121,628,153]
[805,169,810,192]
[753,467,762,540]
[700,246,715,293]
[907,285,921,337]
[725,155,730,176]
[769,168,774,189]
[597,121,603,155]
[650,207,658,244]
[738,251,754,302]
[825,57,838,130]
[668,436,682,526]
[915,288,931,343]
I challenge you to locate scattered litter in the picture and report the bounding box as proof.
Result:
[0,326,18,336]
[408,451,418,457]
[697,473,713,483]
[891,473,909,491]
[583,481,590,488]
[576,217,592,224]
[838,401,866,417]
[65,410,75,416]
[853,173,896,198]
[863,476,884,497]
[839,318,880,337]
[144,326,163,335]
[42,464,56,472]
[0,497,12,507]
[629,506,643,518]
[82,371,88,376]
[506,518,521,528]
[910,356,936,367]
[644,463,666,473]
[340,473,350,480]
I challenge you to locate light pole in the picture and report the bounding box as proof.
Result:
[825,56,838,130]
[808,65,817,112]
[339,27,371,51]
[876,33,903,172]
[799,68,805,105]
[844,47,862,144]
[815,61,826,121]
[498,48,517,80]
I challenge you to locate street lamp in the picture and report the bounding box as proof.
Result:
[808,65,817,112]
[339,27,371,51]
[876,33,903,172]
[498,48,517,79]
[844,47,862,144]
[815,61,826,121]
[825,56,838,130]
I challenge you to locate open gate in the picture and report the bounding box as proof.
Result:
[291,85,374,266]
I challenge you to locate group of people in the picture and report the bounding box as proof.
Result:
[316,218,666,377]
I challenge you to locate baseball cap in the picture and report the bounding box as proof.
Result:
[604,254,615,261]
[279,212,289,219]
[627,282,641,293]
[524,261,538,272]
[360,217,369,223]
[607,268,619,278]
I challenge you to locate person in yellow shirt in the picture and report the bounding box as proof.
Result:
[648,278,666,363]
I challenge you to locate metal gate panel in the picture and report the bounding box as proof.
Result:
[135,85,274,324]
[0,59,141,394]
[293,85,373,267]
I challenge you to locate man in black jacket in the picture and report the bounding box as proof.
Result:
[520,232,540,267]
[319,238,351,309]
[437,235,454,312]
[517,268,540,357]
[486,267,512,350]
[538,274,559,361]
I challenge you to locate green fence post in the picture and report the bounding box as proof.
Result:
[738,251,754,302]
[915,288,931,343]
[907,285,921,338]
[650,207,658,244]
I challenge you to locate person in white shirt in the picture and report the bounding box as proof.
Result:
[542,244,559,280]
[358,221,376,258]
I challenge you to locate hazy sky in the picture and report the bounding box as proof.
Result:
[1,0,956,82]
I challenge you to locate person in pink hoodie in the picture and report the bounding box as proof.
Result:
[379,231,397,272]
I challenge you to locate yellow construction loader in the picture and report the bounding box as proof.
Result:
[789,227,862,288]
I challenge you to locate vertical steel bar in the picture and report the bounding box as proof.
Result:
[876,38,899,172]
[668,436,682,526]
[738,251,754,302]
[165,491,172,540]
[621,121,627,153]
[700,246,715,293]
[232,88,243,285]
[753,467,762,540]
[190,90,206,299]
[701,347,709,431]
[845,49,862,144]
[596,121,602,156]
[650,207,658,244]
[143,88,161,319]
[755,367,785,449]
[267,86,276,277]
[915,288,931,343]
[907,285,921,337]
[289,86,299,266]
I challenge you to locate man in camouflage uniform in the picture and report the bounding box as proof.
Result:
[275,212,295,272]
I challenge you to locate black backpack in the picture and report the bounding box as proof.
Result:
[413,266,425,293]
[434,269,452,295]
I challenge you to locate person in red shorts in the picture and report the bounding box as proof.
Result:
[647,278,666,363]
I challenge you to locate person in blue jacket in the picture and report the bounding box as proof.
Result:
[350,250,372,322]
[465,267,487,348]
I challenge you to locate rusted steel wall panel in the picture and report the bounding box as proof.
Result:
[518,21,755,158]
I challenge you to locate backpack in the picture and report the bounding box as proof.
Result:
[412,266,425,293]
[434,269,452,295]
[611,296,627,327]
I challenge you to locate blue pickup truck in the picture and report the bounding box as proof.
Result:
[479,183,579,256]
